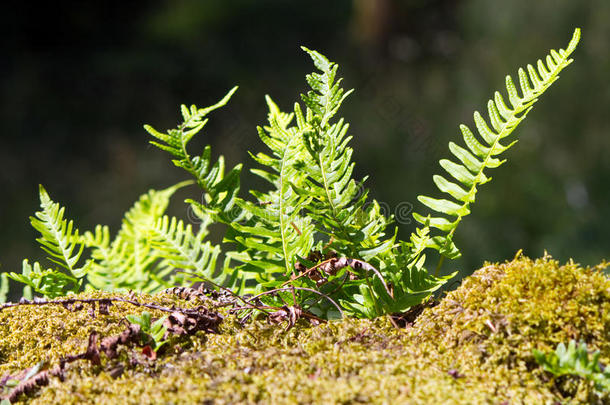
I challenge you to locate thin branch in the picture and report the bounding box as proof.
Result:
[174,269,251,307]
[286,257,393,299]
[246,286,344,318]
[0,296,219,318]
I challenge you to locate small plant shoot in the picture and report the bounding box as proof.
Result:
[534,340,610,394]
[125,311,169,352]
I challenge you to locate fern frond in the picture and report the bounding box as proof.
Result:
[293,48,395,263]
[84,183,190,292]
[8,259,80,298]
[228,96,315,281]
[118,183,188,291]
[145,88,259,294]
[413,28,580,262]
[121,181,191,238]
[81,224,116,289]
[30,185,90,278]
[144,88,242,222]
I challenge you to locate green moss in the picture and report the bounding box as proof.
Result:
[0,291,212,376]
[2,254,608,404]
[410,253,610,403]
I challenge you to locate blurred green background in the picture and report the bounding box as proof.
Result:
[1,0,608,295]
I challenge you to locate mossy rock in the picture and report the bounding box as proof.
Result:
[1,254,608,404]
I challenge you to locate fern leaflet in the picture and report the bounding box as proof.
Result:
[149,215,222,286]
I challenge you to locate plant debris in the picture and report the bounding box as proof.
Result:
[0,294,223,403]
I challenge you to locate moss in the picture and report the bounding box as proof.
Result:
[1,254,608,404]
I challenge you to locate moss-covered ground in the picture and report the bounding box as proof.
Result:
[1,254,608,404]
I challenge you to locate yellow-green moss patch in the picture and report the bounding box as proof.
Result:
[2,254,609,404]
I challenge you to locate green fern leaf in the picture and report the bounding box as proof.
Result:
[30,185,90,278]
[413,28,580,262]
[227,96,315,281]
[293,48,396,263]
[145,89,258,294]
[84,183,191,292]
[144,88,243,222]
[8,260,80,298]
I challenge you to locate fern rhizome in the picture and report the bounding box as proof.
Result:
[4,29,581,320]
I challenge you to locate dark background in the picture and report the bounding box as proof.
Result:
[1,0,608,293]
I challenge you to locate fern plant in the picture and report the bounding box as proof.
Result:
[8,185,90,298]
[142,29,579,318]
[3,29,581,322]
[534,340,610,394]
[7,182,222,298]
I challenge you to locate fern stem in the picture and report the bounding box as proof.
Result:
[319,154,336,218]
[244,286,345,317]
[364,274,382,316]
[279,135,302,276]
[434,255,446,277]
